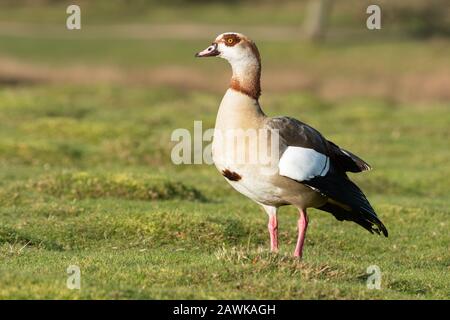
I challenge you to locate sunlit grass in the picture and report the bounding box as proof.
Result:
[0,85,448,299]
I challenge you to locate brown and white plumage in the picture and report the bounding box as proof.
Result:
[196,32,387,258]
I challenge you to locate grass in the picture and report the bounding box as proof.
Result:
[2,35,449,73]
[0,84,448,299]
[0,0,449,300]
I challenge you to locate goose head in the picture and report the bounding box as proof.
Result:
[195,33,259,63]
[196,32,261,100]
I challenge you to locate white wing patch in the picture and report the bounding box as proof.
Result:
[279,146,329,181]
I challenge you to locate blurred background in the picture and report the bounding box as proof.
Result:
[1,0,449,101]
[0,0,449,299]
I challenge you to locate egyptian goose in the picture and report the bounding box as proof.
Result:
[195,33,388,258]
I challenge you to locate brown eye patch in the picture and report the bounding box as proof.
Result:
[222,34,241,46]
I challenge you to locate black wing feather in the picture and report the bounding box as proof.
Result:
[266,116,387,236]
[304,166,388,237]
[327,140,372,172]
[318,202,379,235]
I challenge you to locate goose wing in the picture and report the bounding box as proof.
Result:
[266,116,371,173]
[266,116,387,236]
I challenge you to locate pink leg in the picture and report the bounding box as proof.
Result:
[294,209,308,258]
[268,214,278,252]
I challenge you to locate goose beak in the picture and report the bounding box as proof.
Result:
[195,43,220,58]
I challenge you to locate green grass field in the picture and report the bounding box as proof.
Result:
[0,85,448,299]
[0,0,449,300]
